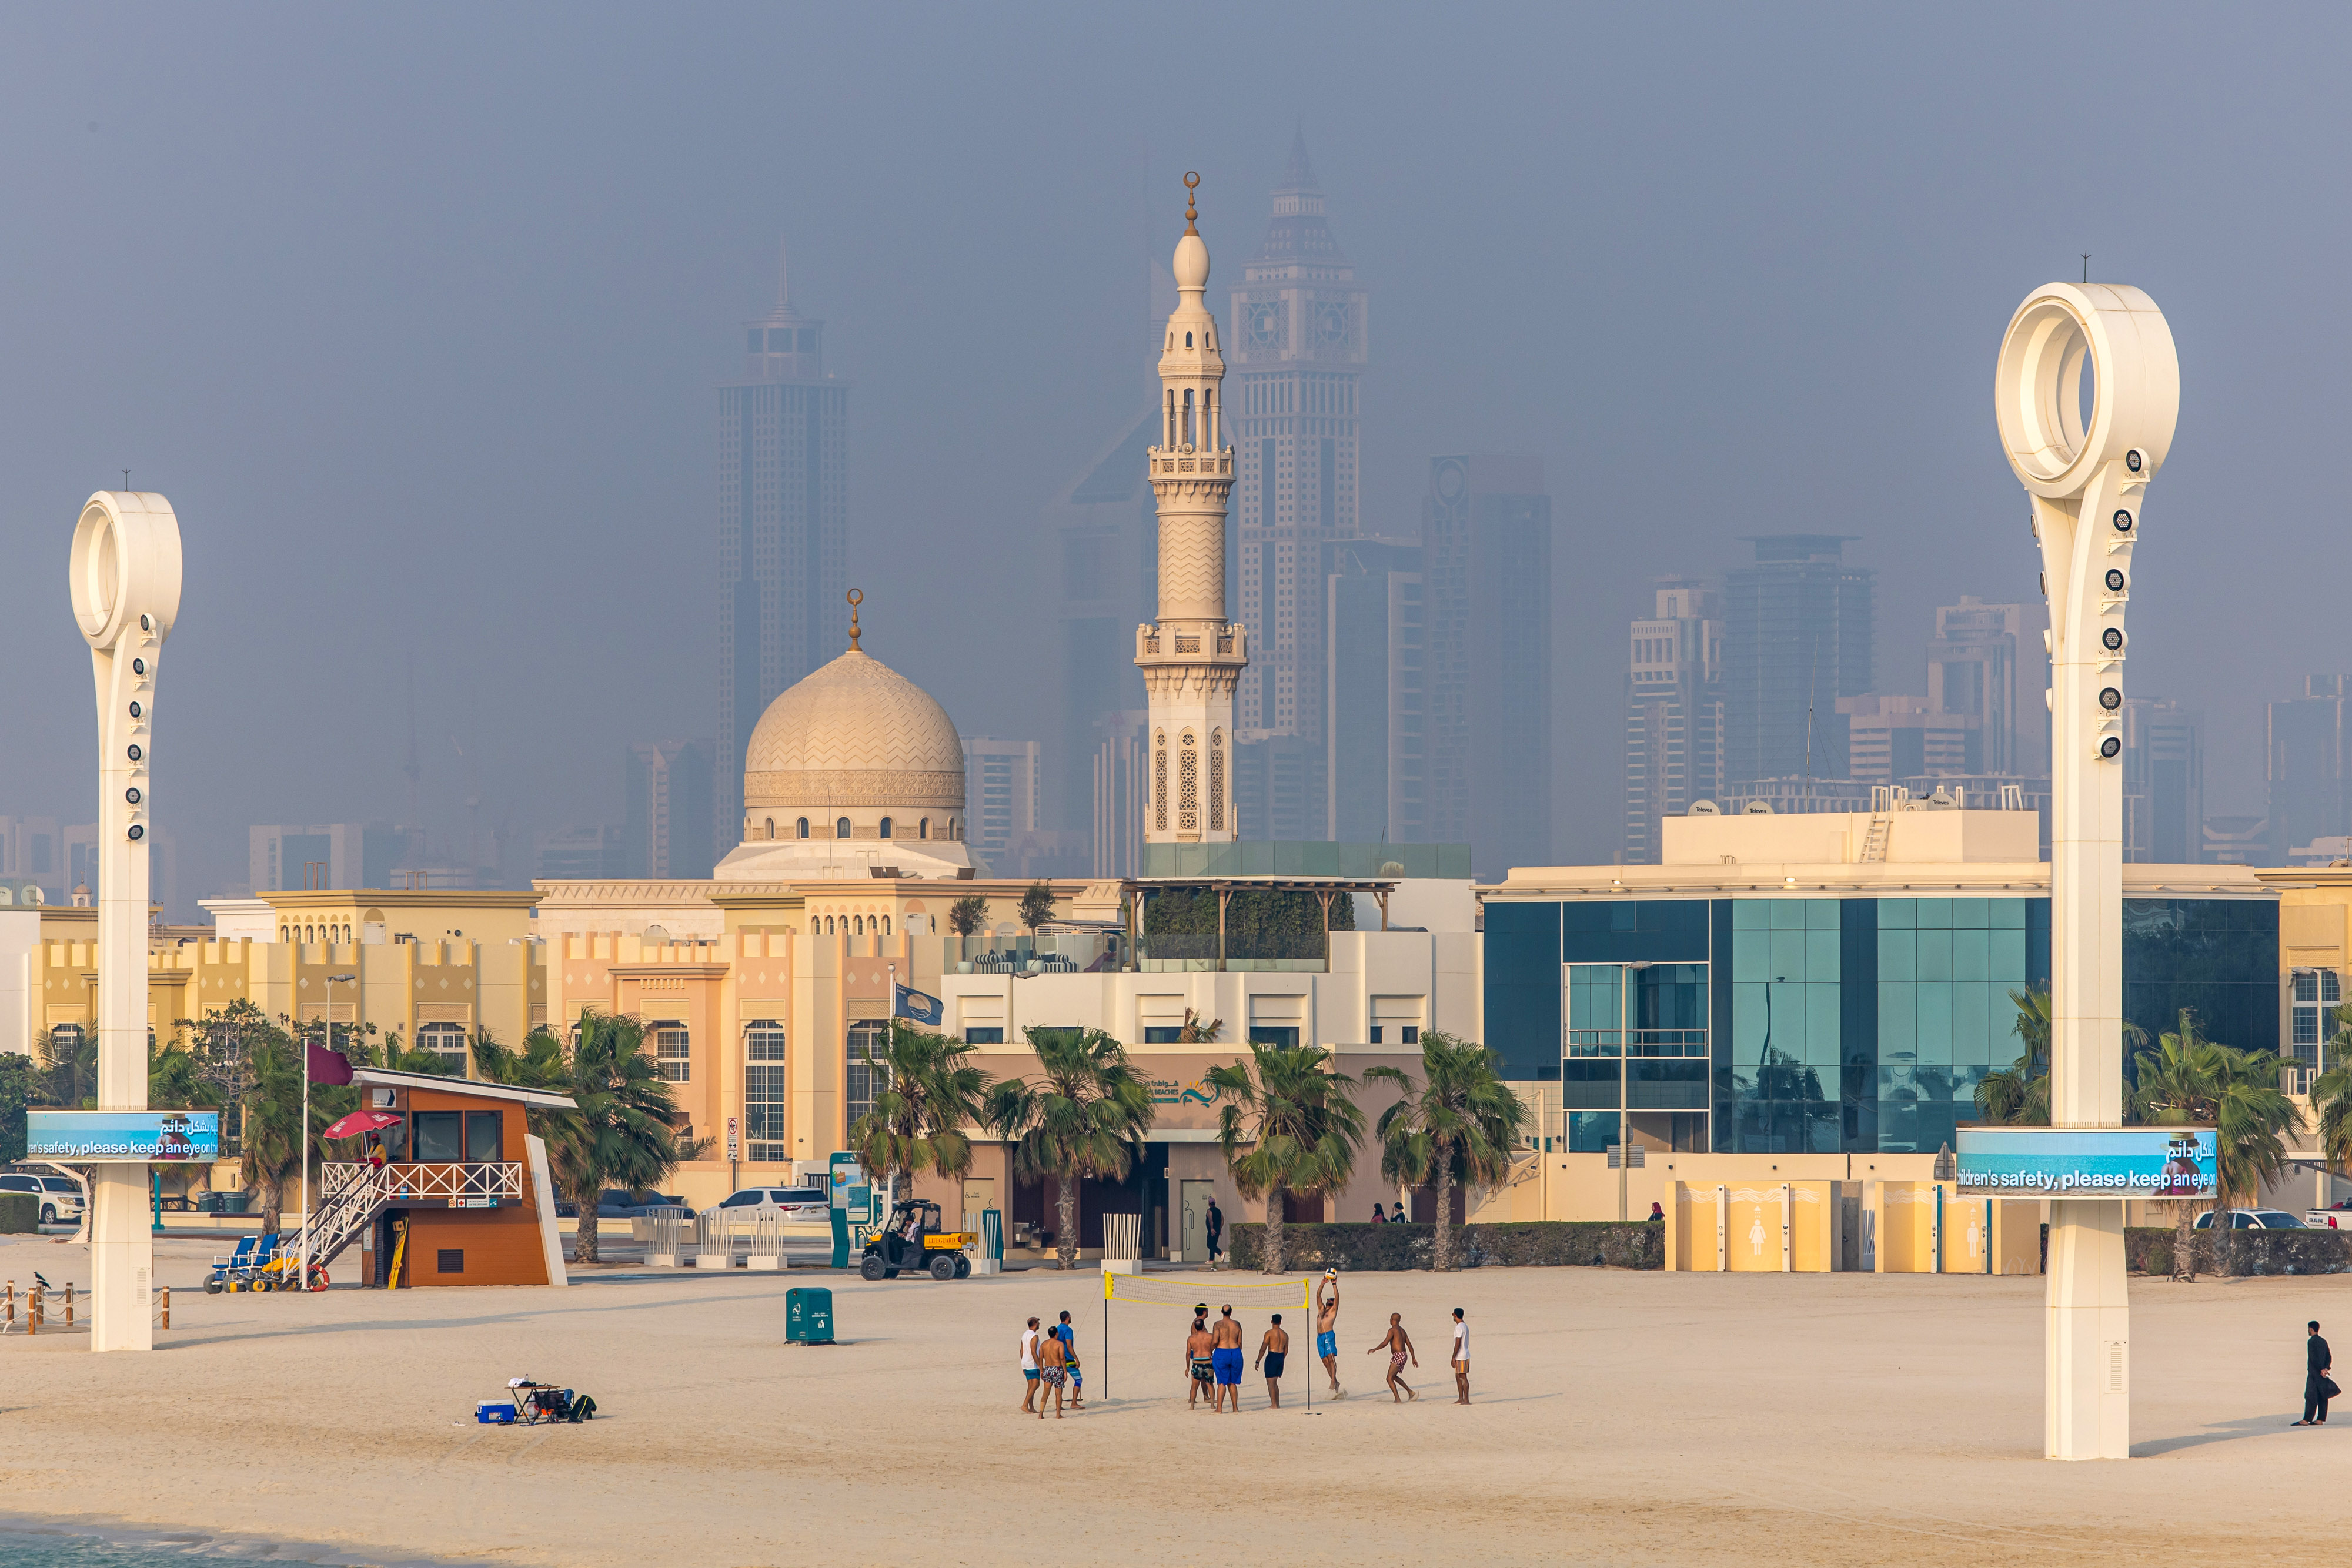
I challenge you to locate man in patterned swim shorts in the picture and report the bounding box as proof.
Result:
[1186,1313,1217,1410]
[1315,1269,1345,1399]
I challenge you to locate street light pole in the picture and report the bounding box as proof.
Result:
[309,971,358,1288]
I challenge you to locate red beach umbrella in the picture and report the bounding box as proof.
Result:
[323,1109,403,1141]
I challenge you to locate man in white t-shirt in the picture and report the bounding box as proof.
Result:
[1450,1308,1470,1405]
[1020,1316,1043,1414]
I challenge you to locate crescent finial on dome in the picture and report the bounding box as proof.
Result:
[847,587,863,650]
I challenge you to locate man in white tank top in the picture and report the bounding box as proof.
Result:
[1450,1308,1470,1405]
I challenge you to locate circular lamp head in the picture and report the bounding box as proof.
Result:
[69,492,183,649]
[1993,283,2179,500]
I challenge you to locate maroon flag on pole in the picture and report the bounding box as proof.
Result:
[306,1041,353,1085]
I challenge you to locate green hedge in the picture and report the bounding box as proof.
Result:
[2126,1225,2352,1278]
[0,1194,38,1234]
[1228,1221,1663,1272]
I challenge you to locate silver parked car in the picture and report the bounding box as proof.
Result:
[703,1186,830,1222]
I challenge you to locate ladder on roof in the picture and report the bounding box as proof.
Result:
[1860,813,1893,862]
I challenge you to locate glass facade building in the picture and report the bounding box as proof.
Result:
[1486,894,2277,1156]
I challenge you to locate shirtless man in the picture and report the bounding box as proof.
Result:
[1185,1315,1217,1410]
[1367,1310,1418,1402]
[1315,1269,1345,1398]
[1035,1322,1070,1418]
[1257,1312,1290,1409]
[1211,1304,1247,1413]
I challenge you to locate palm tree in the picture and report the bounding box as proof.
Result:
[1364,1032,1528,1271]
[2133,1009,2300,1281]
[986,1028,1154,1269]
[477,1013,694,1264]
[238,1035,309,1235]
[1975,985,2053,1125]
[1208,1044,1364,1274]
[848,1022,992,1215]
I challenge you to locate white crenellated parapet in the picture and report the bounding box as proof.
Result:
[68,491,185,1353]
[1994,283,2179,1460]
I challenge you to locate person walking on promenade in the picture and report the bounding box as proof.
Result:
[1054,1310,1084,1411]
[1368,1311,1418,1402]
[1258,1312,1290,1409]
[1020,1316,1042,1415]
[1211,1303,1247,1412]
[1370,1203,1387,1223]
[1185,1313,1218,1409]
[1449,1308,1471,1404]
[1205,1196,1225,1269]
[1036,1323,1070,1418]
[2298,1319,2334,1426]
[1315,1269,1345,1398]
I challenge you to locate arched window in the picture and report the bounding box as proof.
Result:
[879,817,893,840]
[279,927,289,942]
[796,817,810,839]
[881,916,891,935]
[837,817,852,840]
[1154,730,1168,833]
[1179,730,1199,833]
[764,818,774,840]
[1182,387,1195,445]
[920,818,929,840]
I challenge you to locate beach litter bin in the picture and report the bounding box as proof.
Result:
[786,1286,834,1345]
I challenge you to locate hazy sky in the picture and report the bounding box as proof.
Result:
[4,4,2348,909]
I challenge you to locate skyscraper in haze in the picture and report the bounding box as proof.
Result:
[717,251,848,844]
[1722,536,1873,791]
[1325,537,1425,842]
[625,741,715,880]
[2269,675,2349,860]
[1926,597,2042,776]
[2121,699,2201,863]
[1623,579,1723,863]
[1230,132,1366,826]
[1423,454,1552,878]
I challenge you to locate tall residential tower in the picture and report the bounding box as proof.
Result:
[1229,133,1365,819]
[1138,177,1248,845]
[717,249,850,841]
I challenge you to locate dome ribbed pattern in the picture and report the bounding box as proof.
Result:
[743,649,965,814]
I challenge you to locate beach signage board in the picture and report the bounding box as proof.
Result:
[27,1109,220,1163]
[1955,1126,2215,1200]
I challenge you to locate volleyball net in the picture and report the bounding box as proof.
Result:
[1092,1271,1320,1409]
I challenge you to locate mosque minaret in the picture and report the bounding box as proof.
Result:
[1137,173,1248,844]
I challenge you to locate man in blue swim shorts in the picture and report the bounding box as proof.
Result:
[1315,1269,1344,1399]
[1211,1304,1246,1412]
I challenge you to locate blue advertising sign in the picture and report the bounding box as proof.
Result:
[1956,1126,2216,1200]
[27,1110,220,1164]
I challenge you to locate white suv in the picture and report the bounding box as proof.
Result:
[704,1186,830,1222]
[0,1174,86,1226]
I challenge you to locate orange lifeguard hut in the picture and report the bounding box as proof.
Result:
[306,1069,576,1288]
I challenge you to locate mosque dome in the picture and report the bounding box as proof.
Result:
[740,639,965,845]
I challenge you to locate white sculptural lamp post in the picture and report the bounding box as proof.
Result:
[1993,283,2178,1459]
[69,490,184,1353]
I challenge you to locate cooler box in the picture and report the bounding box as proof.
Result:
[476,1401,517,1425]
[786,1286,834,1345]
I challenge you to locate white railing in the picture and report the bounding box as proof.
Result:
[1101,1212,1142,1260]
[349,1161,526,1206]
[641,1212,692,1264]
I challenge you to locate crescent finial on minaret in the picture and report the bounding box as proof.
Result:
[1184,171,1200,236]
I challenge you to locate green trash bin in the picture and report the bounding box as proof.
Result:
[786,1286,835,1345]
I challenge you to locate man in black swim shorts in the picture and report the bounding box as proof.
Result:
[1257,1311,1290,1409]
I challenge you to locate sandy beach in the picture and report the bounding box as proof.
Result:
[0,1231,2344,1566]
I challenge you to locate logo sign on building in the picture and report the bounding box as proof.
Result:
[27,1110,220,1164]
[1956,1126,2216,1200]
